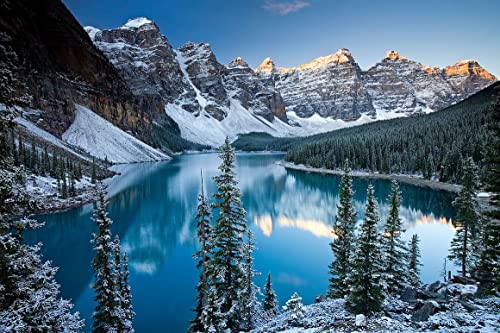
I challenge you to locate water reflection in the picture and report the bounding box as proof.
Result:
[25,153,456,332]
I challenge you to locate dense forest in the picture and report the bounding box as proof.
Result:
[235,82,499,184]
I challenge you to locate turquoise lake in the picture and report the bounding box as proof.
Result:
[25,153,457,332]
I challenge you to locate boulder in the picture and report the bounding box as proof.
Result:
[355,314,366,327]
[401,286,417,302]
[451,276,476,284]
[427,281,445,293]
[416,289,444,300]
[411,301,441,322]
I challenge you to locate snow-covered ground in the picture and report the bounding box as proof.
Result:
[14,116,90,161]
[252,294,500,333]
[165,101,408,148]
[62,104,170,163]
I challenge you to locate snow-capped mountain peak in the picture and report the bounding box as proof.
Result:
[385,50,408,61]
[255,57,275,75]
[121,17,154,29]
[228,56,249,68]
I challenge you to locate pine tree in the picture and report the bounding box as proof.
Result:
[0,218,84,332]
[283,292,304,326]
[121,253,135,332]
[448,157,481,277]
[91,189,117,333]
[381,180,408,295]
[190,170,214,333]
[210,137,247,330]
[476,97,500,295]
[263,273,279,319]
[346,185,384,315]
[91,158,97,184]
[328,159,357,298]
[238,229,261,331]
[408,234,422,287]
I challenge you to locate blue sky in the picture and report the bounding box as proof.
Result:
[64,0,499,76]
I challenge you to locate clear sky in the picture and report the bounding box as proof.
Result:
[63,0,499,76]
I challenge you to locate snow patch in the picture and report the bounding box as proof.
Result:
[121,17,153,29]
[62,104,169,163]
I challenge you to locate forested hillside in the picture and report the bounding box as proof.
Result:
[285,82,499,183]
[235,82,499,184]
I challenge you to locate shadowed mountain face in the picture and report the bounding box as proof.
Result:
[0,0,189,152]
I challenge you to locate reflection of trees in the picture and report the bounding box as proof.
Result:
[250,169,456,238]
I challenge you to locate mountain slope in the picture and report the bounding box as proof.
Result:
[62,105,169,163]
[0,0,203,157]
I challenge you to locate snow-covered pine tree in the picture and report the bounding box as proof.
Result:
[381,180,408,295]
[448,157,481,277]
[283,292,305,327]
[112,235,132,333]
[477,96,500,295]
[0,111,82,331]
[0,218,84,332]
[121,253,135,332]
[238,229,262,331]
[91,189,118,333]
[190,170,214,333]
[408,234,422,287]
[210,137,247,330]
[328,159,357,299]
[346,185,385,315]
[263,273,279,318]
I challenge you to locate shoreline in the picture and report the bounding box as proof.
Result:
[277,160,462,193]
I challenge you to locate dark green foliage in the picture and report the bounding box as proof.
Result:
[346,185,385,315]
[328,159,356,298]
[408,234,422,287]
[190,171,213,333]
[448,158,481,277]
[282,83,498,183]
[381,181,408,295]
[263,273,279,318]
[232,132,297,152]
[210,137,248,330]
[476,95,500,295]
[91,190,117,332]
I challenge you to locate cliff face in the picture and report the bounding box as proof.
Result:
[0,0,185,151]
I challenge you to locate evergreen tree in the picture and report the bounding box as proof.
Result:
[283,292,304,327]
[238,229,261,331]
[476,96,500,295]
[328,159,356,298]
[381,180,408,295]
[408,234,422,287]
[91,158,97,184]
[91,189,117,333]
[448,157,481,277]
[263,273,279,318]
[121,253,134,333]
[346,185,384,315]
[190,171,214,333]
[0,112,83,331]
[210,137,247,330]
[0,218,84,332]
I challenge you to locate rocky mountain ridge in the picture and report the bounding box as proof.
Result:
[85,17,496,146]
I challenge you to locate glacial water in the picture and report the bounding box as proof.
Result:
[25,153,457,332]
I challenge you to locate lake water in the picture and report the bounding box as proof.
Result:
[25,153,457,332]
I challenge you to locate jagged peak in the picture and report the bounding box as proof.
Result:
[385,50,407,61]
[445,60,497,80]
[228,56,249,68]
[278,48,354,73]
[256,57,275,74]
[120,17,156,30]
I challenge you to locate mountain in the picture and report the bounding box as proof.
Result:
[0,0,202,159]
[86,17,495,146]
[0,2,496,150]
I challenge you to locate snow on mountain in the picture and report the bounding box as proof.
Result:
[84,18,497,148]
[121,17,153,29]
[62,105,169,163]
